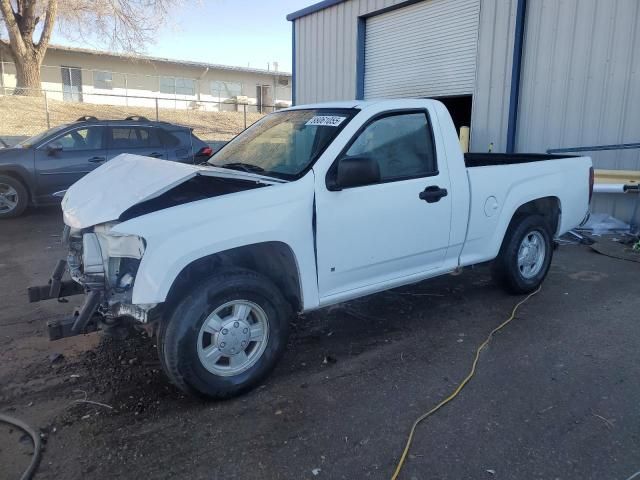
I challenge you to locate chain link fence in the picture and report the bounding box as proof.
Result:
[0,86,287,148]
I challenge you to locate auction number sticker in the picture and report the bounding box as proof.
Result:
[306,116,347,127]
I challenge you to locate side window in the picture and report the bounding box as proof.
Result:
[345,112,436,181]
[160,129,189,148]
[110,127,162,149]
[52,127,104,151]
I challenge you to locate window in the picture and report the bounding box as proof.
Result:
[211,80,242,99]
[160,76,176,94]
[110,127,162,149]
[256,85,272,113]
[176,77,196,96]
[61,66,83,102]
[210,109,355,179]
[51,127,104,151]
[160,76,196,95]
[344,112,436,181]
[161,129,190,147]
[94,71,113,90]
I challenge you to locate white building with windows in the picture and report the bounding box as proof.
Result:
[0,45,292,112]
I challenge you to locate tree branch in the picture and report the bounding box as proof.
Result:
[0,0,25,55]
[18,0,38,41]
[36,0,57,56]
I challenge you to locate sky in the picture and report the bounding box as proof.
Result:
[50,0,314,73]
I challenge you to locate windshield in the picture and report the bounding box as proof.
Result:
[16,124,69,148]
[208,108,356,179]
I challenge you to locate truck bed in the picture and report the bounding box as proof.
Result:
[464,152,576,168]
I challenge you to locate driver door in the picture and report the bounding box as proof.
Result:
[35,126,107,201]
[315,110,453,301]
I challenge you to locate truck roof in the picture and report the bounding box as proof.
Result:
[284,98,442,111]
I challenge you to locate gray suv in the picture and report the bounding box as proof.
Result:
[0,116,213,218]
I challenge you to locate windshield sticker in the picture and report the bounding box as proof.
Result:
[305,115,347,127]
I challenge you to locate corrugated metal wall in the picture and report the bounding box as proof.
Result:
[294,0,517,150]
[294,0,409,104]
[293,0,640,223]
[364,0,480,98]
[468,0,517,152]
[517,0,640,223]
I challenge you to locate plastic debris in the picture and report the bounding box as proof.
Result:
[577,213,630,235]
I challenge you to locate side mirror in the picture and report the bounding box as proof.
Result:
[47,142,63,155]
[329,155,380,190]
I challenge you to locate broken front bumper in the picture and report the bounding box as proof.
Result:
[28,258,149,341]
[28,259,102,340]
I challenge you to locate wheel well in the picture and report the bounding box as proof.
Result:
[165,242,303,313]
[512,196,561,235]
[0,170,31,200]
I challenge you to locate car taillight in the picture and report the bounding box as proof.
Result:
[198,146,213,157]
[589,166,594,203]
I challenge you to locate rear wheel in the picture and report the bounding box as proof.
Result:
[492,214,553,294]
[158,268,291,399]
[0,175,28,219]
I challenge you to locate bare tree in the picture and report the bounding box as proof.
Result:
[0,0,57,94]
[0,0,179,95]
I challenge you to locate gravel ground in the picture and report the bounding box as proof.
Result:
[1,207,639,480]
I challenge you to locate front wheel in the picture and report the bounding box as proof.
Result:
[158,268,291,399]
[492,214,553,294]
[0,175,28,219]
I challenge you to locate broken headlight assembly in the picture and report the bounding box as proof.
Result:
[67,224,146,293]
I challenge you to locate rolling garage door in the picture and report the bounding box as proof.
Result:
[364,0,481,99]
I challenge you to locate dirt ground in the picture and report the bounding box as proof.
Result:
[1,207,639,480]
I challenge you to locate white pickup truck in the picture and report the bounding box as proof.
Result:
[29,99,593,399]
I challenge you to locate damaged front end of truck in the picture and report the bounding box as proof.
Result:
[28,222,150,340]
[27,153,280,340]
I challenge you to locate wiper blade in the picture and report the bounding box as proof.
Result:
[216,162,265,173]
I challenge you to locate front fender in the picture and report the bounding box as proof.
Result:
[112,173,319,309]
[0,153,36,200]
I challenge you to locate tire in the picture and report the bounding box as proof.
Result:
[158,268,291,399]
[0,175,28,219]
[492,214,554,294]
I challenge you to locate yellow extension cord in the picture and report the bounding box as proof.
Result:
[391,286,542,480]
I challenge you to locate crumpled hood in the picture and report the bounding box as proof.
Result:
[62,154,281,229]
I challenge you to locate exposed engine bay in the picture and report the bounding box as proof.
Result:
[120,175,267,221]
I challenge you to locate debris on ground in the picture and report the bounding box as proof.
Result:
[48,352,64,364]
[322,355,337,365]
[577,213,630,235]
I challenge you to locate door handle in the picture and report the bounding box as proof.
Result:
[419,185,448,203]
[88,156,106,163]
[149,152,164,158]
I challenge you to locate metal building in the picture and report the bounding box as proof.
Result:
[287,0,640,224]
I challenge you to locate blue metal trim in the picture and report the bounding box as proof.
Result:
[547,142,640,154]
[356,17,366,100]
[361,0,427,18]
[292,22,297,106]
[287,0,346,21]
[506,0,527,153]
[287,0,425,21]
